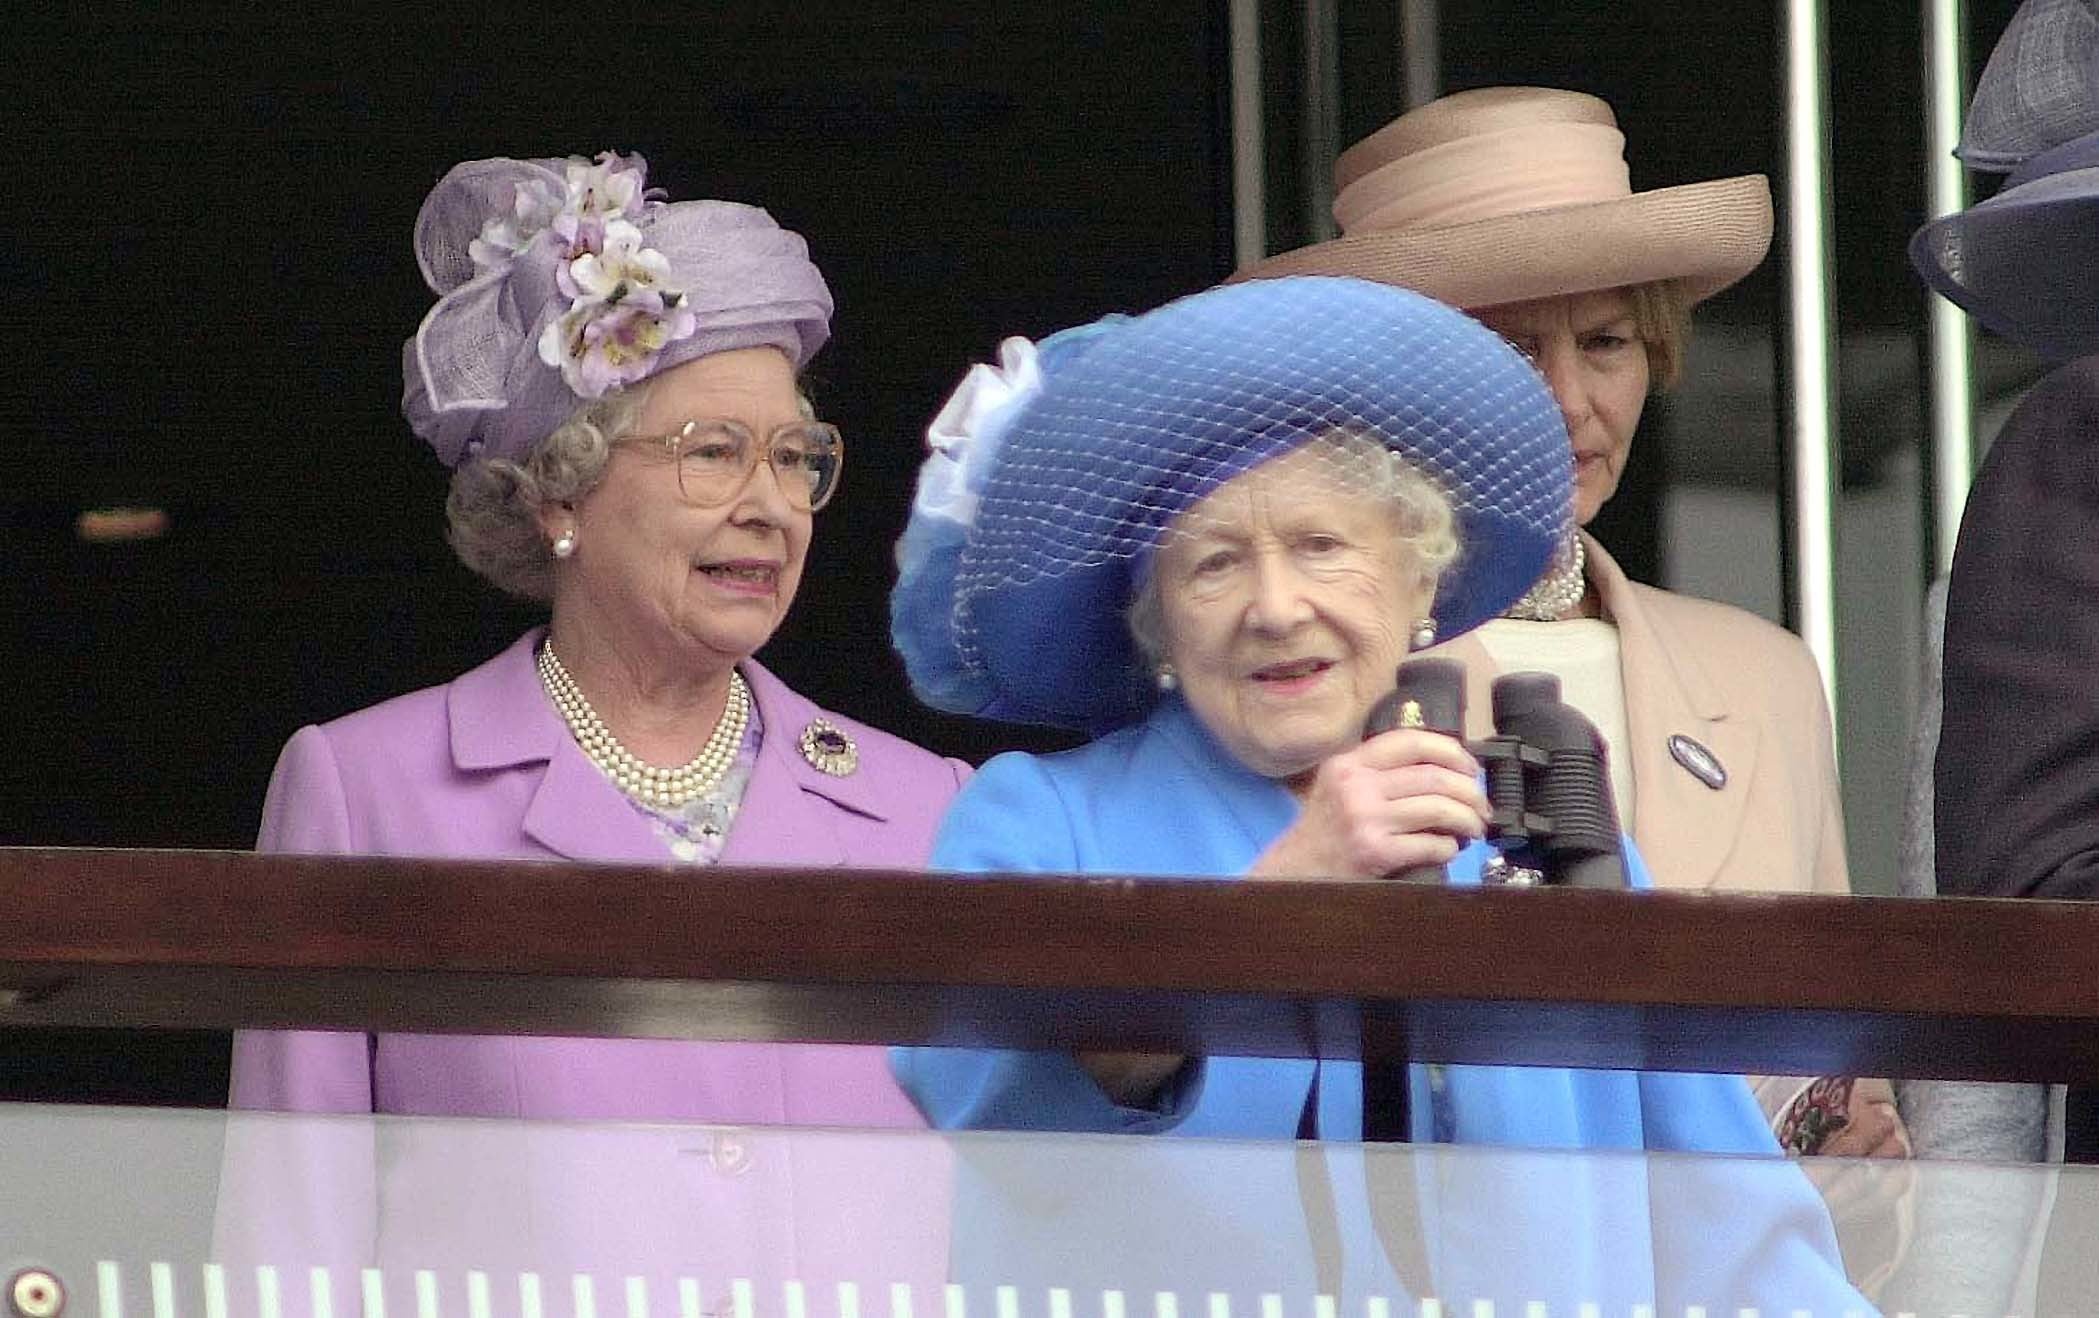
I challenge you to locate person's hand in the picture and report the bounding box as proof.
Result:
[1078,1051,1188,1109]
[1250,729,1488,881]
[1794,1079,1915,1298]
[1817,1077,1911,1159]
[1779,1076,1910,1158]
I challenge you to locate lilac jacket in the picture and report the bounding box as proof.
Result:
[219,629,968,1309]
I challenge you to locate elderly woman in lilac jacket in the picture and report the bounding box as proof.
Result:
[217,152,964,1313]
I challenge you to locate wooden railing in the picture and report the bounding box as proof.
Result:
[1,846,2093,1081]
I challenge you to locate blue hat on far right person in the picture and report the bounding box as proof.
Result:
[1910,0,2099,360]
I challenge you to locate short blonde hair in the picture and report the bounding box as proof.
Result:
[1627,278,1692,389]
[1125,430,1458,667]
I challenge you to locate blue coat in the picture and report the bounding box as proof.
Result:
[894,696,1871,1314]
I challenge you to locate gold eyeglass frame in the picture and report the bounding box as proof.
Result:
[634,418,846,513]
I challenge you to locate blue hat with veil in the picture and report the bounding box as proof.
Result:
[892,275,1573,732]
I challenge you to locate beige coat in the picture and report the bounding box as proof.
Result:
[1432,535,1854,1131]
[1435,533,1849,899]
[1444,539,1904,1293]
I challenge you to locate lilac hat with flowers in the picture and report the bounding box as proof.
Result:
[403,151,834,467]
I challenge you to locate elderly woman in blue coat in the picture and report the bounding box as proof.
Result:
[889,277,1870,1314]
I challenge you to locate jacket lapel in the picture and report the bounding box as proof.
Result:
[1583,538,1757,891]
[1151,696,1299,863]
[1428,541,1757,891]
[521,739,674,863]
[451,640,897,868]
[715,660,859,868]
[448,628,733,864]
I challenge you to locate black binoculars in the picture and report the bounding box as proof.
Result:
[1362,656,1627,889]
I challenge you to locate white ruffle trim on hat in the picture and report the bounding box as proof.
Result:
[911,336,1043,532]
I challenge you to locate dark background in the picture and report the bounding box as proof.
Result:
[0,1,2028,1103]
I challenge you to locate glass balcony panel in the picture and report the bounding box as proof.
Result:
[2,1101,2077,1318]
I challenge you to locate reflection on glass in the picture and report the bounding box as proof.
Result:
[25,1103,2083,1318]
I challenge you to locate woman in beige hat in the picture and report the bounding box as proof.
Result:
[1240,86,1907,1172]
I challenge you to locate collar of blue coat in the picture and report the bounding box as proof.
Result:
[445,627,896,823]
[1148,694,1301,856]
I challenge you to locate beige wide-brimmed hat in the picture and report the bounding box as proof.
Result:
[1234,87,1775,309]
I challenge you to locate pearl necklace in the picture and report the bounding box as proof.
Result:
[1504,535,1588,621]
[537,643,751,809]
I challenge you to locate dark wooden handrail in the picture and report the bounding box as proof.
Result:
[0,846,2089,1081]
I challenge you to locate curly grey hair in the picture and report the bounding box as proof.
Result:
[445,388,651,602]
[446,382,817,602]
[1125,429,1460,668]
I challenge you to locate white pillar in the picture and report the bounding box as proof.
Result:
[1924,0,1976,574]
[1781,0,1843,733]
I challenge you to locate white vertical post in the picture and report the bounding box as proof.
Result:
[98,1263,126,1318]
[1230,0,1268,270]
[1782,0,1843,730]
[1924,0,1976,573]
[1399,0,1441,109]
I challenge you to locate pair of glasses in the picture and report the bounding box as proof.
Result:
[639,419,845,512]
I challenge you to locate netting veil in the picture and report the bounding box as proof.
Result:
[892,275,1574,731]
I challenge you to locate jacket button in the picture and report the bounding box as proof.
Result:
[710,1133,752,1176]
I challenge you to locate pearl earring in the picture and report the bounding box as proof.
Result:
[1156,663,1178,692]
[1409,618,1437,651]
[552,530,577,559]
